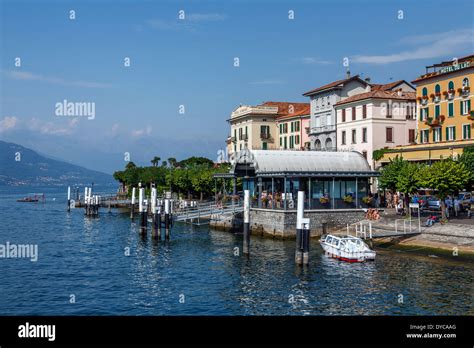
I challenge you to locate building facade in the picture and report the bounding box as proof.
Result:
[335,80,416,169]
[276,105,311,150]
[381,55,474,164]
[303,73,371,151]
[226,101,308,158]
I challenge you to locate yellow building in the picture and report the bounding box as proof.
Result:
[380,55,474,164]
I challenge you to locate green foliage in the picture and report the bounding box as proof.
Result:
[396,162,423,195]
[417,158,471,199]
[373,148,390,162]
[379,156,406,191]
[113,156,231,199]
[458,150,474,189]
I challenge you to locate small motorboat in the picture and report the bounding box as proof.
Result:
[17,193,45,203]
[319,234,376,263]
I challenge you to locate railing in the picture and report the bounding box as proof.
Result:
[260,133,271,140]
[311,125,336,133]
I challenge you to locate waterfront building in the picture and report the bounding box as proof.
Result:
[276,104,311,150]
[226,101,308,158]
[303,72,371,151]
[335,80,416,169]
[380,55,474,164]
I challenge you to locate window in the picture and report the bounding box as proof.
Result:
[409,129,415,143]
[446,126,456,141]
[245,126,248,137]
[362,105,367,119]
[284,137,287,149]
[279,124,283,133]
[279,137,282,147]
[262,142,267,150]
[351,129,356,144]
[406,104,414,119]
[386,127,393,142]
[433,127,441,142]
[234,129,236,139]
[461,99,471,115]
[448,81,454,90]
[261,125,270,137]
[295,135,300,145]
[362,151,367,159]
[262,118,267,122]
[421,107,429,121]
[239,128,243,140]
[420,129,429,143]
[295,121,300,132]
[341,131,346,145]
[362,127,367,143]
[435,105,440,118]
[352,107,356,121]
[422,87,428,96]
[342,109,346,122]
[289,135,294,149]
[463,124,471,139]
[290,122,294,132]
[462,77,470,88]
[240,144,242,150]
[448,102,454,117]
[435,84,441,94]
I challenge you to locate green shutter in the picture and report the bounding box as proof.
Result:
[446,127,449,140]
[453,126,456,140]
[439,128,442,142]
[448,103,454,117]
[426,108,429,118]
[468,100,471,112]
[461,101,464,115]
[435,105,440,118]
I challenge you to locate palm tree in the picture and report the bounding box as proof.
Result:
[125,161,137,170]
[151,156,161,167]
[168,157,177,168]
[161,160,168,168]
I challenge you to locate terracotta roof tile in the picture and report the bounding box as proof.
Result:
[335,90,415,107]
[302,75,368,96]
[260,101,309,116]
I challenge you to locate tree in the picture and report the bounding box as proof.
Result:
[161,160,168,168]
[417,158,471,219]
[126,161,137,170]
[151,156,160,167]
[379,156,407,192]
[458,150,474,190]
[396,162,423,212]
[168,157,177,168]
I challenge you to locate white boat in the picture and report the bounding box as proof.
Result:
[319,234,376,263]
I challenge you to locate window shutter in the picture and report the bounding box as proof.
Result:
[446,127,449,140]
[453,126,456,140]
[461,101,464,115]
[468,100,471,112]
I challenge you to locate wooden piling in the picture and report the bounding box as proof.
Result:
[243,189,250,254]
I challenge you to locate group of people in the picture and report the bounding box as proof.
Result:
[385,191,407,215]
[444,195,462,218]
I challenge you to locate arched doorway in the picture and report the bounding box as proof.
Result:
[314,139,321,150]
[325,138,333,151]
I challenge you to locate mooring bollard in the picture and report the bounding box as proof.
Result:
[164,199,170,240]
[130,187,136,220]
[243,189,250,254]
[67,186,71,212]
[139,188,147,234]
[295,191,310,265]
[151,187,160,239]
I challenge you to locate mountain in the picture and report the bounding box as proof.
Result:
[0,140,115,187]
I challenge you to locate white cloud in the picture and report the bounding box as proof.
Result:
[0,116,19,133]
[131,125,152,137]
[186,13,227,22]
[146,13,226,31]
[295,57,333,65]
[28,117,79,135]
[4,70,113,88]
[352,28,473,64]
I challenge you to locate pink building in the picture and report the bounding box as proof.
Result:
[276,104,311,150]
[335,80,417,169]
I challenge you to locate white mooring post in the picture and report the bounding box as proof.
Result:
[295,191,309,265]
[243,189,250,254]
[131,187,136,219]
[139,187,147,234]
[151,187,160,239]
[67,186,71,212]
[164,199,170,240]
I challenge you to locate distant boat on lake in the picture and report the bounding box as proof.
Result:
[17,193,45,203]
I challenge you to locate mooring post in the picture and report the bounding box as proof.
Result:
[302,218,310,265]
[130,187,136,220]
[295,191,305,265]
[67,186,71,212]
[243,189,250,254]
[164,199,170,240]
[151,187,160,239]
[139,187,147,234]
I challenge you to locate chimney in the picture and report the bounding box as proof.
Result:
[397,88,402,97]
[364,77,371,83]
[346,70,351,79]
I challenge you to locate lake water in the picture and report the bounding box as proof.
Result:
[1,186,473,315]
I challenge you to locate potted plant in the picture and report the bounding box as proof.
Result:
[362,196,373,206]
[442,90,449,96]
[343,195,353,204]
[468,111,474,121]
[439,115,445,122]
[430,93,435,99]
[319,196,329,205]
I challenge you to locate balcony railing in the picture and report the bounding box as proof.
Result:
[310,125,336,134]
[260,133,271,140]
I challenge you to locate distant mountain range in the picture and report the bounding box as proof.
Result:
[0,140,115,187]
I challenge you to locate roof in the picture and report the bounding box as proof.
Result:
[276,104,310,120]
[335,90,416,107]
[302,75,369,96]
[231,150,378,177]
[412,54,474,84]
[260,101,309,116]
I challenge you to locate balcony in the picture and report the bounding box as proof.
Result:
[231,136,237,143]
[260,132,271,139]
[420,98,428,106]
[238,134,248,141]
[310,125,336,134]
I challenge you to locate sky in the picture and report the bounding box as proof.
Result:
[0,0,473,173]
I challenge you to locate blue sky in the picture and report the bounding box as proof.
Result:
[0,0,473,173]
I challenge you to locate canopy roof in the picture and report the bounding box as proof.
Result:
[231,150,378,177]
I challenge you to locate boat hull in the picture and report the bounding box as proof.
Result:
[320,240,375,263]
